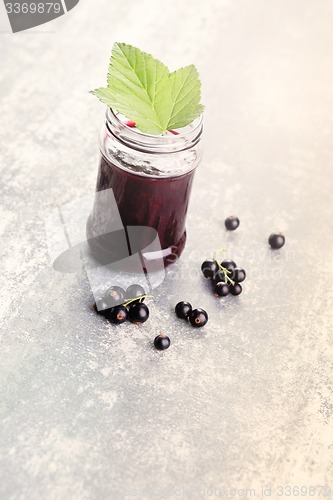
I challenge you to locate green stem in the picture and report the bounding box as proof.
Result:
[123,295,154,307]
[212,247,235,286]
[213,247,228,261]
[214,261,235,286]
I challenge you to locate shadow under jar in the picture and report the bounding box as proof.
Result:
[86,109,203,272]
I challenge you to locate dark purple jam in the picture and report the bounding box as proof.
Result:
[87,155,195,271]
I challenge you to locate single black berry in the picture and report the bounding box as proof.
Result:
[175,301,192,319]
[94,298,110,315]
[104,286,125,307]
[105,305,128,324]
[221,259,236,271]
[225,216,240,231]
[189,308,208,328]
[125,284,146,303]
[230,283,242,296]
[154,334,171,350]
[128,303,149,324]
[269,233,285,249]
[201,260,219,279]
[214,282,230,297]
[233,267,246,283]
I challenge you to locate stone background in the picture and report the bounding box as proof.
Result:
[0,0,332,498]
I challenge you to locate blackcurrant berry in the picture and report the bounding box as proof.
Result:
[230,283,242,296]
[189,308,208,328]
[201,260,218,279]
[214,282,230,297]
[233,268,246,283]
[128,303,149,324]
[221,259,236,271]
[125,284,146,303]
[269,233,285,249]
[105,305,128,324]
[154,334,171,350]
[225,216,240,231]
[175,301,192,319]
[104,286,125,307]
[94,298,110,315]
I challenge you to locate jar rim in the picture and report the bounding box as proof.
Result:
[105,108,203,154]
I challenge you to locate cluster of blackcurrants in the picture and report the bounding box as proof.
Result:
[94,284,149,325]
[93,216,285,351]
[94,284,173,351]
[175,301,208,327]
[154,303,209,351]
[201,259,246,297]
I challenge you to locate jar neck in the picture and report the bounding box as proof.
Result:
[105,108,203,154]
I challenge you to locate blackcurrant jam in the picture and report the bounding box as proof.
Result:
[87,109,203,271]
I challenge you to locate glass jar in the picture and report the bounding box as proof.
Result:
[87,108,203,271]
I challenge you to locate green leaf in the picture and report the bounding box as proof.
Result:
[164,65,205,130]
[91,43,204,135]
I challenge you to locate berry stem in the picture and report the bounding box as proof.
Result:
[213,247,228,261]
[215,261,235,286]
[212,248,235,286]
[123,295,154,307]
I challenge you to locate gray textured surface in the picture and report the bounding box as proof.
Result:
[1,1,333,499]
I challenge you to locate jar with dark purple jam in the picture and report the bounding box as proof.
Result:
[87,108,203,271]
